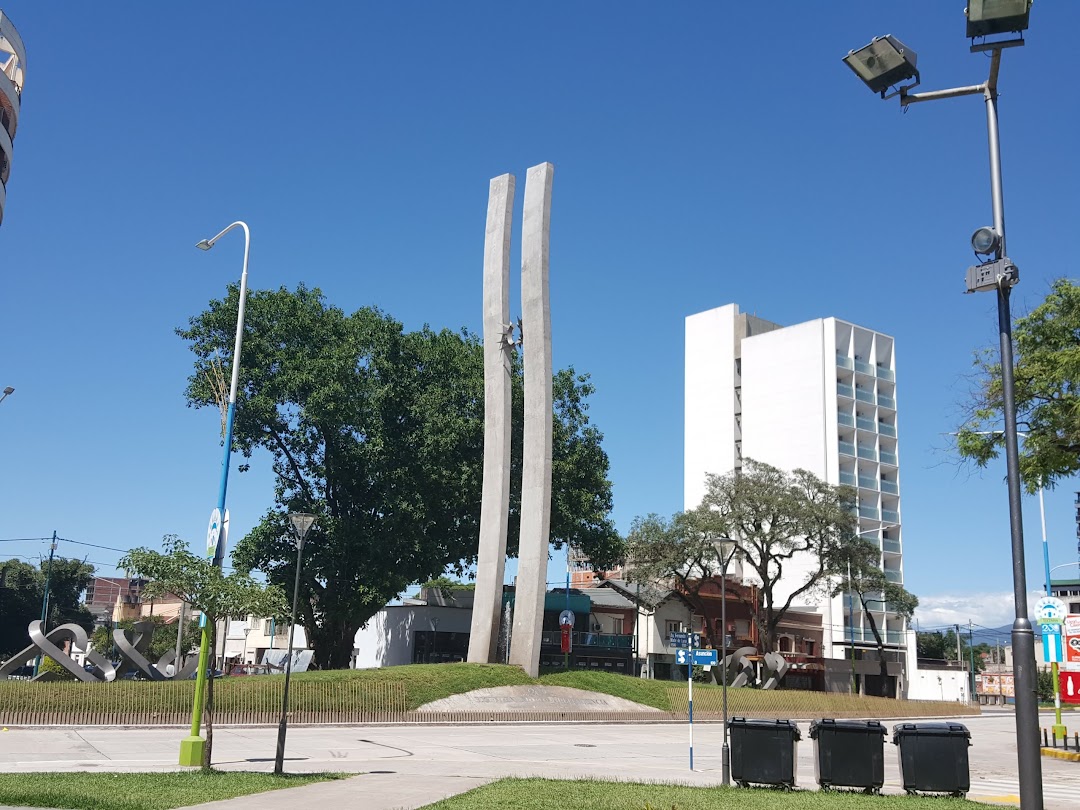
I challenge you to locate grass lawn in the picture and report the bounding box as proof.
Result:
[0,771,344,810]
[419,778,976,809]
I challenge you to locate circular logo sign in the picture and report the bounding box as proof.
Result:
[559,609,575,627]
[1035,596,1067,622]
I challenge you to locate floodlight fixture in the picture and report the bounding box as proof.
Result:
[966,0,1032,39]
[971,226,1001,256]
[195,239,213,251]
[2,386,13,395]
[843,35,919,97]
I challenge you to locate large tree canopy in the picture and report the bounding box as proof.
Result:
[958,278,1080,490]
[0,557,95,660]
[178,284,620,669]
[627,460,857,653]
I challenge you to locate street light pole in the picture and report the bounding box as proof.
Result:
[180,221,252,769]
[274,512,316,776]
[32,532,58,678]
[845,21,1042,807]
[710,536,738,787]
[0,386,14,405]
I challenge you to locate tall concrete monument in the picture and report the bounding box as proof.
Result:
[467,163,554,678]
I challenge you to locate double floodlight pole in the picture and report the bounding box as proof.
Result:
[844,5,1041,807]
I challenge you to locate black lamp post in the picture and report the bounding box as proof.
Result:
[274,512,316,776]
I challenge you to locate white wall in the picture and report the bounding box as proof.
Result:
[907,667,970,703]
[684,305,740,509]
[352,605,474,669]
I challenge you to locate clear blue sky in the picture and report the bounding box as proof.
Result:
[2,2,1078,634]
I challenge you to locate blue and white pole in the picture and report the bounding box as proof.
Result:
[688,631,694,771]
[180,221,251,768]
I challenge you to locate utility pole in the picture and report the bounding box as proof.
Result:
[32,532,59,677]
[968,622,977,702]
[955,624,965,701]
[173,601,186,677]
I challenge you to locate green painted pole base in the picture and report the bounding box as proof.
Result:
[1052,723,1068,742]
[179,736,206,767]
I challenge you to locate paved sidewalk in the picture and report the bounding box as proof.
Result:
[182,773,491,810]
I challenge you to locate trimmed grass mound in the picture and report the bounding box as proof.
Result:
[0,771,343,810]
[0,664,977,724]
[419,778,977,809]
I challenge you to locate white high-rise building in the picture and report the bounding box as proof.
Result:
[0,9,26,227]
[685,303,906,683]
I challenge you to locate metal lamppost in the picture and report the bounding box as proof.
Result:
[712,536,739,787]
[0,386,13,405]
[180,221,252,768]
[844,5,1042,807]
[274,512,316,776]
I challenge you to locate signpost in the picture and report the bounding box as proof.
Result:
[675,633,716,772]
[1035,596,1068,741]
[669,632,701,649]
[676,648,720,666]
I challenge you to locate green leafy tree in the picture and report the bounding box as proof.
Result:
[832,538,919,696]
[958,278,1080,490]
[90,616,201,664]
[178,284,620,669]
[626,460,857,654]
[0,557,94,660]
[916,631,951,660]
[119,536,288,771]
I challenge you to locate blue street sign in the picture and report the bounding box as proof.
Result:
[676,648,719,666]
[1040,622,1062,635]
[668,633,702,649]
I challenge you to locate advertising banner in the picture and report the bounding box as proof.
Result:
[1064,615,1080,671]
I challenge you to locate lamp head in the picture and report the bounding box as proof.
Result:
[843,35,919,96]
[2,386,13,395]
[288,512,317,540]
[971,226,1001,256]
[966,0,1032,39]
[195,239,214,251]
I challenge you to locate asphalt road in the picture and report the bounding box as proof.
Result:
[0,711,1077,809]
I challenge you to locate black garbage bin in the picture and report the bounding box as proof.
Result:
[728,717,801,788]
[892,722,972,797]
[809,719,887,792]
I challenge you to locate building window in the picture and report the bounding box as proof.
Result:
[665,620,685,637]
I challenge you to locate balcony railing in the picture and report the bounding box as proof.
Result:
[854,359,875,376]
[882,538,902,554]
[878,422,897,438]
[880,480,899,495]
[886,630,905,645]
[876,367,895,382]
[838,412,855,428]
[839,440,856,457]
[856,446,877,461]
[878,394,896,409]
[884,569,902,584]
[880,451,898,466]
[836,353,853,370]
[839,470,857,486]
[541,630,634,650]
[881,509,900,524]
[858,505,880,520]
[838,382,854,399]
[857,476,878,490]
[856,416,877,433]
[855,388,875,404]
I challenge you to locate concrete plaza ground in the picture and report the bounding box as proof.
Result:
[0,710,1077,809]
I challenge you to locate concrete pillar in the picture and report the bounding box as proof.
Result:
[467,174,515,664]
[509,163,554,678]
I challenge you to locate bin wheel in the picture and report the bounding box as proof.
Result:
[736,781,749,789]
[905,790,917,796]
[863,788,880,796]
[951,792,966,799]
[820,784,831,792]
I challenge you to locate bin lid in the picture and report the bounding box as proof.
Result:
[728,717,802,740]
[809,718,887,739]
[891,722,971,744]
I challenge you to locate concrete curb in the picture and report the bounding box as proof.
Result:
[1040,747,1080,762]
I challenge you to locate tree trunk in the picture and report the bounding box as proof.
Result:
[309,617,359,670]
[861,600,892,698]
[202,622,217,772]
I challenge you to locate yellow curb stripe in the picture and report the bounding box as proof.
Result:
[1041,746,1080,762]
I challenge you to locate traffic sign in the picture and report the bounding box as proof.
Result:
[559,609,576,627]
[676,648,719,666]
[668,632,702,649]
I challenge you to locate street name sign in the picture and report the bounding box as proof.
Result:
[668,632,702,649]
[676,648,719,666]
